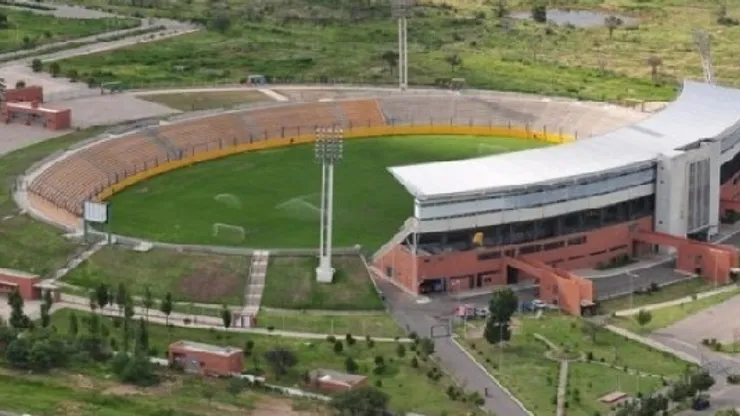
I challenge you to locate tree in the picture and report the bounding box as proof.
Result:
[331,386,390,416]
[531,1,547,23]
[604,15,622,38]
[264,347,298,377]
[96,283,110,312]
[160,292,173,327]
[5,337,31,368]
[68,312,79,337]
[142,286,154,321]
[210,12,232,34]
[381,50,398,75]
[345,356,358,374]
[39,303,51,328]
[0,12,7,29]
[396,343,406,357]
[8,288,30,330]
[636,309,652,327]
[494,0,508,18]
[136,318,149,354]
[484,288,518,344]
[334,340,344,354]
[445,53,462,72]
[48,62,61,78]
[419,338,435,357]
[227,377,244,397]
[14,80,25,89]
[43,289,53,311]
[115,283,127,316]
[121,295,135,352]
[580,319,602,343]
[220,304,232,329]
[647,55,663,82]
[88,290,98,313]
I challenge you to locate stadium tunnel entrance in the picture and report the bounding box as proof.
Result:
[632,230,739,285]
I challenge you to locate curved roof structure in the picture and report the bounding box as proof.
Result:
[389,81,740,200]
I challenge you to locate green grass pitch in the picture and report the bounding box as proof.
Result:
[107,135,549,250]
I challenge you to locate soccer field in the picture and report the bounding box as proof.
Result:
[107,135,549,249]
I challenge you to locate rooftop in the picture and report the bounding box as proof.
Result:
[0,268,40,279]
[6,101,69,114]
[389,81,740,200]
[170,340,243,357]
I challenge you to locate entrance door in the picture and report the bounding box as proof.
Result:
[506,265,519,285]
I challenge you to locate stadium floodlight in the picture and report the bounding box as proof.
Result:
[692,29,714,84]
[314,126,344,283]
[392,0,413,90]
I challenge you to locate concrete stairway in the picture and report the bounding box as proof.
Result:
[241,250,269,325]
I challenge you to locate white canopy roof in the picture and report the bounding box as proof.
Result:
[389,81,740,200]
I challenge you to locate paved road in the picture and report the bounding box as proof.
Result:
[375,277,529,416]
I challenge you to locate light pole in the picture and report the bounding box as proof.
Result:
[626,271,638,310]
[392,0,412,90]
[314,126,344,283]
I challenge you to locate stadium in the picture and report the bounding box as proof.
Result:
[17,81,740,316]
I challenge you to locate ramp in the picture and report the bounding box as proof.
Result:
[241,250,269,326]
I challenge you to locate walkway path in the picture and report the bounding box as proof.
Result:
[556,361,569,416]
[373,276,531,416]
[614,285,739,317]
[50,294,412,343]
[242,250,268,319]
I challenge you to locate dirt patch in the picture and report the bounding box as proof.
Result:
[251,397,319,416]
[178,259,243,303]
[58,401,84,415]
[103,384,145,396]
[69,373,95,390]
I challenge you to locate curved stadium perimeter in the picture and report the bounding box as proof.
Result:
[19,81,740,316]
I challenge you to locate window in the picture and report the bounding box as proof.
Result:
[518,244,541,255]
[568,255,584,261]
[477,251,501,261]
[504,249,516,257]
[543,241,565,251]
[568,236,587,246]
[589,250,607,256]
[609,245,628,252]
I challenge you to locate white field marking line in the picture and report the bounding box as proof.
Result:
[275,194,321,213]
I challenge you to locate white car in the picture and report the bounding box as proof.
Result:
[531,299,547,309]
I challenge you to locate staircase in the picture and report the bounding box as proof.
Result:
[372,217,418,262]
[144,128,181,160]
[241,250,269,325]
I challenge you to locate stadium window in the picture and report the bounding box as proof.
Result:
[504,249,516,257]
[568,255,584,261]
[543,241,565,251]
[518,244,541,255]
[477,251,501,261]
[589,250,607,256]
[609,245,628,252]
[567,236,587,246]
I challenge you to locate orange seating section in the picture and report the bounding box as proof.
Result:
[28,100,387,215]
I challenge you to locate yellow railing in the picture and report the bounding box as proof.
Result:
[96,124,572,201]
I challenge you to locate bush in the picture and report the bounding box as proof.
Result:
[326,335,336,343]
[727,374,740,384]
[333,340,344,354]
[345,334,355,346]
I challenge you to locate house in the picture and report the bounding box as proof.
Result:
[308,369,368,393]
[0,268,60,302]
[168,340,243,376]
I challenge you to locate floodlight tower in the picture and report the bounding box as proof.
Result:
[315,126,344,283]
[693,29,714,84]
[392,0,412,90]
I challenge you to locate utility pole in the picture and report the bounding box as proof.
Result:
[314,126,344,283]
[392,0,412,90]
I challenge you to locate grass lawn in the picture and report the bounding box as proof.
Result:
[598,278,715,313]
[256,309,405,338]
[458,314,691,416]
[262,256,383,311]
[0,128,107,276]
[0,365,325,416]
[63,246,249,305]
[137,90,271,111]
[611,287,740,335]
[0,7,137,53]
[50,309,483,416]
[107,135,547,249]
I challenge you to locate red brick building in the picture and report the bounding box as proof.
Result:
[168,340,243,376]
[0,268,60,301]
[1,85,72,130]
